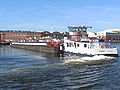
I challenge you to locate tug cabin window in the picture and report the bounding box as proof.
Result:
[74,43,76,48]
[66,43,80,48]
[77,44,79,47]
[84,44,87,48]
[66,43,69,47]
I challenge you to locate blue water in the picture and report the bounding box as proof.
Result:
[0,43,120,90]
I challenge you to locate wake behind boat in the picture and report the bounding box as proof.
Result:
[63,26,118,57]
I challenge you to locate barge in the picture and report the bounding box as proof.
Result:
[11,41,62,56]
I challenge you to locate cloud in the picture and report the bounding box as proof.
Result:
[0,22,68,32]
[4,5,119,32]
[1,3,120,33]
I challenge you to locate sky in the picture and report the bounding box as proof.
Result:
[0,0,120,32]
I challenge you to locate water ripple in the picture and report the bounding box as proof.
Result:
[0,45,120,89]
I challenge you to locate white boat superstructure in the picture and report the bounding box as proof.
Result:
[64,39,118,57]
[63,25,118,57]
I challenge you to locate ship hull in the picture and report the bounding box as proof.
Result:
[64,51,118,57]
[11,42,61,55]
[63,40,118,57]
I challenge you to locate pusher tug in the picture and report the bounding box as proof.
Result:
[63,26,118,57]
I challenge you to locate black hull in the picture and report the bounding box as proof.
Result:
[98,54,118,57]
[64,51,118,57]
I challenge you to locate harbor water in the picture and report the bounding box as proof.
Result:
[0,43,120,90]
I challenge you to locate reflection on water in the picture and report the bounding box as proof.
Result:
[0,44,120,90]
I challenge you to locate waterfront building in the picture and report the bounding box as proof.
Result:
[42,31,63,39]
[0,28,97,43]
[0,30,64,42]
[97,29,120,42]
[0,30,43,42]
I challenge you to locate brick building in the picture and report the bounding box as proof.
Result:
[0,30,64,42]
[0,30,43,42]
